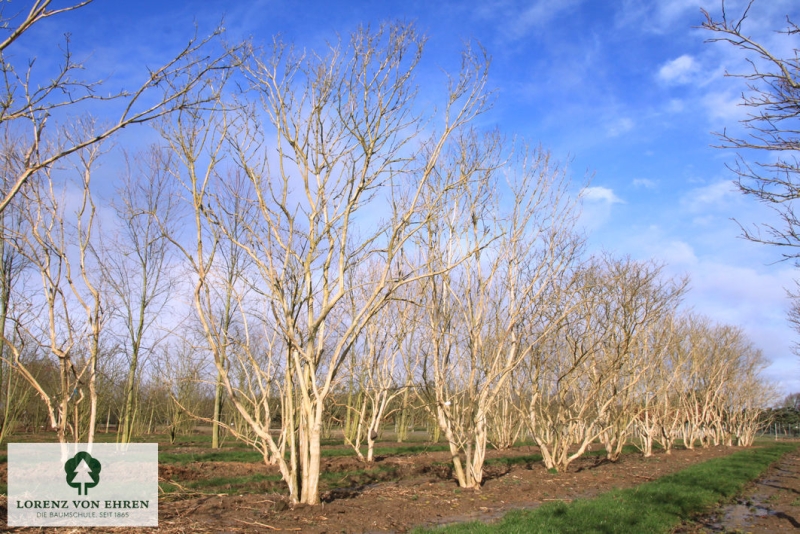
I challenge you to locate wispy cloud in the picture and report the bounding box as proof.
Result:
[615,0,716,33]
[513,0,583,34]
[702,90,747,123]
[606,117,635,137]
[658,54,698,84]
[659,240,698,266]
[581,186,624,204]
[682,180,738,213]
[632,178,658,189]
[474,0,584,40]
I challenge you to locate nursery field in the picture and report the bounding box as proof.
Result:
[1,430,796,533]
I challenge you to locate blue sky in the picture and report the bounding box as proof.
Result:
[21,0,800,395]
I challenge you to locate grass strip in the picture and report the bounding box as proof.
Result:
[416,442,798,534]
[320,443,453,458]
[160,449,265,464]
[160,443,454,463]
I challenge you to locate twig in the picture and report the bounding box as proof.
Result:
[234,518,280,530]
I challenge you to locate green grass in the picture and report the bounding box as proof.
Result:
[159,448,265,464]
[583,445,641,458]
[485,454,543,468]
[320,443,453,458]
[415,442,798,534]
[159,442,454,463]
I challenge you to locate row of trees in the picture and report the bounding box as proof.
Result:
[0,10,775,506]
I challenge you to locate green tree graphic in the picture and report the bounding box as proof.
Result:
[64,452,102,495]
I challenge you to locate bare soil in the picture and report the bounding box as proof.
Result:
[0,443,751,533]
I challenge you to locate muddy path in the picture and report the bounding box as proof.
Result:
[676,445,800,533]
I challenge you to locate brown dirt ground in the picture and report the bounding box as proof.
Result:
[0,443,776,533]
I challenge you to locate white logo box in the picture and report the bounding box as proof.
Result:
[8,443,158,527]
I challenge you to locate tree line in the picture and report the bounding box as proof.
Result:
[0,4,779,507]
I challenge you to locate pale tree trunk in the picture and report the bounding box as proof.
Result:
[211,375,224,449]
[396,385,411,443]
[2,135,106,446]
[0,198,27,443]
[216,22,492,505]
[414,141,582,486]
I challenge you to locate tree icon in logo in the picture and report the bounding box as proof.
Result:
[64,451,102,495]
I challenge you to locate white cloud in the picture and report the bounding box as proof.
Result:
[632,178,657,189]
[606,117,634,137]
[578,187,623,233]
[581,186,624,204]
[474,0,584,40]
[703,90,747,123]
[658,240,698,266]
[666,98,685,113]
[685,260,799,396]
[512,0,583,35]
[682,181,738,213]
[658,54,697,84]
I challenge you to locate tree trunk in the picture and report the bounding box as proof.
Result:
[211,373,224,449]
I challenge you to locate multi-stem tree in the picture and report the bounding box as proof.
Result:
[524,263,609,472]
[723,343,773,446]
[213,25,486,504]
[415,141,580,488]
[594,256,686,461]
[632,314,680,457]
[524,256,684,471]
[2,129,106,446]
[676,316,736,449]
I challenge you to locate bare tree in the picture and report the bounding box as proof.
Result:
[2,123,107,445]
[524,264,611,472]
[102,146,180,443]
[0,129,31,442]
[724,344,774,446]
[632,314,680,457]
[0,0,238,214]
[486,380,526,450]
[340,291,407,462]
[703,3,800,351]
[702,2,800,251]
[415,141,581,488]
[197,23,493,505]
[594,256,686,461]
[523,256,684,471]
[154,339,209,444]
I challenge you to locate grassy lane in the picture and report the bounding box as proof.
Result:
[158,442,456,464]
[417,442,799,534]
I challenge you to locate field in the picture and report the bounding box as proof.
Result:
[1,429,797,533]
